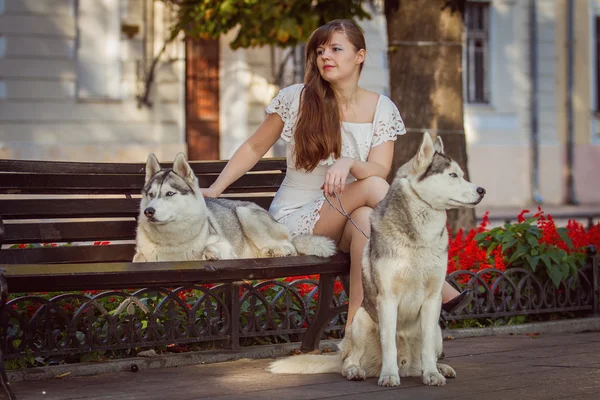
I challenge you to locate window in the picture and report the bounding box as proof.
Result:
[77,0,121,99]
[464,1,490,104]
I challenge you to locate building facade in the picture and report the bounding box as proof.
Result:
[0,0,599,207]
[463,0,600,206]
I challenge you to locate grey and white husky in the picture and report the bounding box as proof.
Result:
[133,153,336,262]
[268,133,486,387]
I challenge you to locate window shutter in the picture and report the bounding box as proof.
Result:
[77,0,121,99]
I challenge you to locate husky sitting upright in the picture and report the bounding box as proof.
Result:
[133,153,336,262]
[268,133,486,387]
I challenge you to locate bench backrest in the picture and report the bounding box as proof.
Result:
[0,158,287,265]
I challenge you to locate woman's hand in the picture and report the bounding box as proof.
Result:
[201,186,222,198]
[322,157,354,197]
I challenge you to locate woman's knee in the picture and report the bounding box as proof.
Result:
[350,206,373,228]
[361,176,389,204]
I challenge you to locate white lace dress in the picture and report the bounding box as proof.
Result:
[266,83,407,235]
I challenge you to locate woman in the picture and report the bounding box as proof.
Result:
[202,19,471,329]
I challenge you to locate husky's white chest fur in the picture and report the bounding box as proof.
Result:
[135,208,212,262]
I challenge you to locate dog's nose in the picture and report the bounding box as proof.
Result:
[144,207,155,218]
[477,187,486,196]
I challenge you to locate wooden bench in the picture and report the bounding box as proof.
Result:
[0,158,350,400]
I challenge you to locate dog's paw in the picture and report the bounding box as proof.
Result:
[422,370,446,386]
[343,365,366,381]
[132,253,147,263]
[260,245,295,258]
[202,249,220,261]
[437,363,456,379]
[378,373,401,387]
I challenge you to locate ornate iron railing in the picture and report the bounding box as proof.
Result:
[0,279,347,360]
[0,246,597,361]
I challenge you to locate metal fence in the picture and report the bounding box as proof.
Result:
[446,245,599,320]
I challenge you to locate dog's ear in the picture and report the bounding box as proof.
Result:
[172,152,196,185]
[433,135,444,154]
[145,153,161,184]
[413,132,435,170]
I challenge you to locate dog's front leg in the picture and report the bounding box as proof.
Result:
[202,240,236,260]
[420,295,446,386]
[342,307,372,381]
[377,296,401,387]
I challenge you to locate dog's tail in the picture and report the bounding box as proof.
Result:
[267,354,342,374]
[292,234,337,257]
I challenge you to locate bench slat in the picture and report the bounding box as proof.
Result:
[0,243,135,264]
[3,221,137,244]
[2,253,351,292]
[0,158,287,175]
[0,196,274,219]
[0,173,284,195]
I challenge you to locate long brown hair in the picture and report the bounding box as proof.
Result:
[294,19,366,172]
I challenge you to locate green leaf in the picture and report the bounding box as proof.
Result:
[540,253,553,271]
[548,249,566,265]
[526,235,539,248]
[501,236,517,252]
[508,244,529,263]
[474,232,489,242]
[527,225,541,237]
[547,265,564,288]
[527,255,540,272]
[525,217,538,225]
[486,243,498,257]
[557,228,574,249]
[559,262,569,279]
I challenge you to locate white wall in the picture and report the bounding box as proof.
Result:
[0,0,186,162]
[464,0,564,207]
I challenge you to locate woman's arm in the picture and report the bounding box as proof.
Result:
[350,140,394,179]
[323,140,394,196]
[202,113,284,197]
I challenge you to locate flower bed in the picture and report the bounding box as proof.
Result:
[448,208,599,287]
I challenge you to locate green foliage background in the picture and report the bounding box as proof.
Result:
[163,0,372,49]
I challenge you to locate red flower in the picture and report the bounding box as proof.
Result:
[517,209,530,223]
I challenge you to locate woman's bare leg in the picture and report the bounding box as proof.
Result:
[337,207,371,329]
[442,280,461,303]
[312,176,389,243]
[312,177,388,331]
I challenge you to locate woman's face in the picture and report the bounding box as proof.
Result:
[315,31,365,84]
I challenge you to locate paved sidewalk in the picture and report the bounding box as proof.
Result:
[9,331,600,400]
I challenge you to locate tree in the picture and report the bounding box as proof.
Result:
[385,0,475,231]
[163,0,371,48]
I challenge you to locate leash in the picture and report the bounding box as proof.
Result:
[323,190,370,239]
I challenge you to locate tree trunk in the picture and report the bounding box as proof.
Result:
[385,0,475,232]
